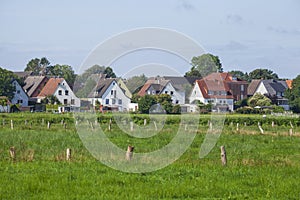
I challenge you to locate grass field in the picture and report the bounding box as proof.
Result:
[0,113,300,199]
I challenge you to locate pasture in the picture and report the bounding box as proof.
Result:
[0,113,300,199]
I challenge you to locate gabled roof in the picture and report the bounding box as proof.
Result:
[286,80,293,89]
[262,80,288,96]
[137,79,170,96]
[247,79,261,96]
[38,78,64,97]
[195,79,233,99]
[87,78,115,98]
[163,76,198,91]
[23,76,48,97]
[14,71,33,79]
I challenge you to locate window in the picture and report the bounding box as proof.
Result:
[71,99,75,105]
[65,90,69,95]
[170,91,174,95]
[165,91,168,94]
[17,100,23,104]
[112,99,116,104]
[111,90,113,95]
[241,85,244,92]
[241,94,244,100]
[17,90,20,94]
[58,90,62,95]
[105,99,109,104]
[176,100,179,104]
[118,99,122,105]
[64,99,68,105]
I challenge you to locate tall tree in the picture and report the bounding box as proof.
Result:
[125,74,148,94]
[185,54,223,77]
[285,75,300,113]
[228,70,250,81]
[104,66,116,78]
[48,64,76,86]
[248,93,271,107]
[25,57,50,75]
[138,95,157,114]
[0,67,17,100]
[248,68,279,80]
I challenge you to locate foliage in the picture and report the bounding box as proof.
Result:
[0,67,17,100]
[138,95,157,114]
[1,113,300,199]
[285,75,300,113]
[248,93,272,107]
[125,74,147,94]
[172,104,181,114]
[75,78,96,98]
[156,94,173,114]
[234,98,249,109]
[185,54,223,77]
[25,57,50,75]
[248,68,279,80]
[228,70,250,81]
[47,64,76,87]
[41,95,61,105]
[103,66,116,78]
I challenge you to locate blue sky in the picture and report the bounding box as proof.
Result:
[0,0,299,78]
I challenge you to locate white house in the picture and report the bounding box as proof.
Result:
[248,79,290,110]
[38,77,80,107]
[189,79,234,112]
[11,80,29,107]
[87,78,131,111]
[138,78,185,105]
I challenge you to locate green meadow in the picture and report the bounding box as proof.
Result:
[0,113,300,199]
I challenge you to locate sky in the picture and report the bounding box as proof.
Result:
[0,0,300,79]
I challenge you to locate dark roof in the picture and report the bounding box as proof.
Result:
[247,80,261,96]
[14,71,33,79]
[23,76,48,97]
[137,79,169,96]
[88,78,115,98]
[163,76,198,91]
[262,80,288,96]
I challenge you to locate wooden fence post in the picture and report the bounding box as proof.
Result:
[258,124,264,134]
[154,121,157,131]
[236,123,239,132]
[10,120,14,130]
[66,148,71,161]
[9,146,16,160]
[289,129,293,136]
[272,121,275,127]
[220,146,227,166]
[290,121,294,129]
[47,121,51,129]
[126,145,134,161]
[144,119,147,126]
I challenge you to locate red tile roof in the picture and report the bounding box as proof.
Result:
[196,79,233,99]
[38,78,64,97]
[286,80,293,89]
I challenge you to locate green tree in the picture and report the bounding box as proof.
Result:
[138,95,157,114]
[249,69,279,80]
[285,75,300,113]
[75,78,97,98]
[48,64,76,87]
[41,95,61,105]
[25,57,50,75]
[125,74,148,94]
[104,66,116,78]
[0,67,17,100]
[248,93,272,107]
[185,54,223,77]
[228,70,250,81]
[156,94,173,114]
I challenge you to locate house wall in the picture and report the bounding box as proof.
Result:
[53,80,81,107]
[189,83,205,104]
[255,82,268,95]
[161,83,185,104]
[228,82,248,101]
[90,81,131,111]
[11,80,28,107]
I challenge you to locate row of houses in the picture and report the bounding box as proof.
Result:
[9,71,292,112]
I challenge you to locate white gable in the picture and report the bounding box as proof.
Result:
[11,80,29,107]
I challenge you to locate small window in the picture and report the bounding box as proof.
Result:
[17,90,20,94]
[17,100,23,104]
[118,99,122,105]
[65,90,69,95]
[176,100,179,104]
[170,91,174,95]
[111,90,113,95]
[112,99,116,104]
[241,85,244,92]
[64,99,68,105]
[105,99,109,104]
[71,99,75,105]
[165,91,168,94]
[58,90,62,95]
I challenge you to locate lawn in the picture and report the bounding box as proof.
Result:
[0,112,300,199]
